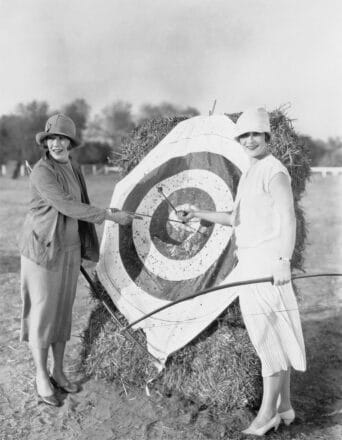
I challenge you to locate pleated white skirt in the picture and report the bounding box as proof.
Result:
[234,244,306,377]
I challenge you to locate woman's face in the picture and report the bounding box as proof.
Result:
[46,135,71,162]
[238,132,268,159]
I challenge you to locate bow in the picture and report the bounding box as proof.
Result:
[80,266,162,365]
[123,272,342,331]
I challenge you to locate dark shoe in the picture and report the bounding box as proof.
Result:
[49,375,80,394]
[37,392,62,407]
[35,384,61,407]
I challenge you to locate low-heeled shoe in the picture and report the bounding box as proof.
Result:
[49,376,80,394]
[35,383,61,407]
[35,385,61,407]
[279,408,295,425]
[242,414,281,436]
[37,393,61,407]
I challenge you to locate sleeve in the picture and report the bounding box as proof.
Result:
[31,165,107,224]
[265,158,291,192]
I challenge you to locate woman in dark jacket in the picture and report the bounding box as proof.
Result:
[19,114,134,406]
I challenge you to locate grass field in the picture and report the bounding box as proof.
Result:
[0,173,341,439]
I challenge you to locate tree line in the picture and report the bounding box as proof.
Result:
[0,99,341,178]
[0,99,199,175]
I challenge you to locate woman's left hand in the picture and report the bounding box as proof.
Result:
[272,260,291,286]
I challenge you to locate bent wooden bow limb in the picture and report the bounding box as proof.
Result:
[80,266,162,366]
[123,272,342,331]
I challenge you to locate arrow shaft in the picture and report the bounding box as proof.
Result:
[157,186,178,212]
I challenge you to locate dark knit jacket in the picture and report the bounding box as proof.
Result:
[19,152,106,269]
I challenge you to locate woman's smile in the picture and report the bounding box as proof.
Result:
[46,135,71,162]
[239,132,268,160]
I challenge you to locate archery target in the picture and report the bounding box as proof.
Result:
[133,170,232,280]
[118,151,241,301]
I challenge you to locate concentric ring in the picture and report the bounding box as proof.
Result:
[119,152,241,301]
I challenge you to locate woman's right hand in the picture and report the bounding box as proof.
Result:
[106,209,139,225]
[177,209,196,223]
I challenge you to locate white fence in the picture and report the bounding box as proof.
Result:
[1,165,342,177]
[0,164,123,177]
[79,165,123,175]
[310,167,342,177]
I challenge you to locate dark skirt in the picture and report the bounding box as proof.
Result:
[20,247,81,348]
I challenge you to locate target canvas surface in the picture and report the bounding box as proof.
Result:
[97,115,249,365]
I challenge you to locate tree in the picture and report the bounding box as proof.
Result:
[72,141,112,164]
[322,137,342,166]
[62,98,90,142]
[84,101,135,156]
[300,135,342,166]
[138,102,199,123]
[0,114,26,164]
[17,101,50,167]
[0,101,50,174]
[299,135,326,166]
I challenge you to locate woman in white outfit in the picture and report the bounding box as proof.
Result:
[179,107,306,436]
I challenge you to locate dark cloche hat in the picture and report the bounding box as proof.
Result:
[36,114,80,146]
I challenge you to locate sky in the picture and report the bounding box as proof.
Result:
[0,0,341,140]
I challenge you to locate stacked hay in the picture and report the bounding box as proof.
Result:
[81,109,310,413]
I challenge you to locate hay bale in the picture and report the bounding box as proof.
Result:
[81,109,310,412]
[81,276,260,411]
[116,116,188,174]
[155,316,262,411]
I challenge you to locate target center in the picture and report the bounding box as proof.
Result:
[166,203,200,242]
[149,188,215,260]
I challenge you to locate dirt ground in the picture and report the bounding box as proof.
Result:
[0,173,341,440]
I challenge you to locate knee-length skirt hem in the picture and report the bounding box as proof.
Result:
[234,246,307,377]
[20,247,81,348]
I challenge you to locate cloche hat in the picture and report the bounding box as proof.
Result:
[235,107,270,140]
[36,114,80,146]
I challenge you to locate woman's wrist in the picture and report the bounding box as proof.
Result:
[105,208,119,220]
[105,208,112,220]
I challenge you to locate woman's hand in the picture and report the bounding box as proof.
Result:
[106,209,140,225]
[272,260,291,286]
[177,209,196,223]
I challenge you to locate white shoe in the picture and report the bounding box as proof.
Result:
[279,408,295,425]
[242,414,281,436]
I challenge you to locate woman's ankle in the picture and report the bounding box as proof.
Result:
[36,374,54,395]
[50,368,69,383]
[253,409,277,427]
[278,399,292,413]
